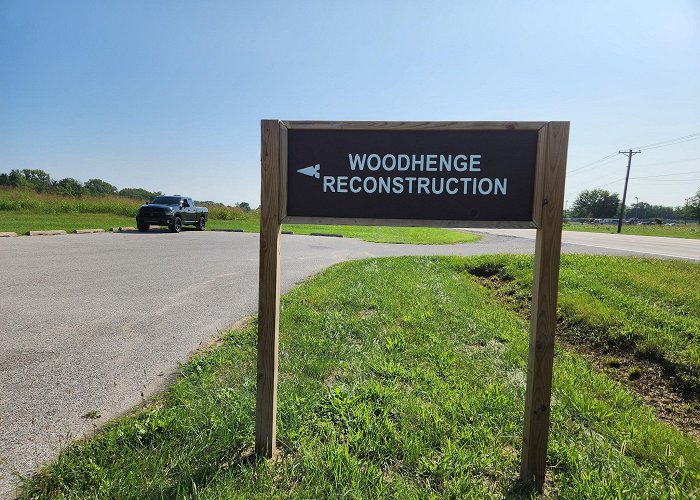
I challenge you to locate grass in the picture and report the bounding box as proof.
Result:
[0,212,136,235]
[209,221,480,244]
[564,222,700,239]
[0,211,479,244]
[0,187,479,243]
[280,224,479,244]
[462,254,700,395]
[0,187,142,216]
[21,256,700,498]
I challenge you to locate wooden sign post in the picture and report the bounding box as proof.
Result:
[256,120,569,490]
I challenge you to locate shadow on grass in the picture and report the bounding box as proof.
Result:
[504,477,542,499]
[153,444,259,499]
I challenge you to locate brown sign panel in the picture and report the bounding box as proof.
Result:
[286,129,539,222]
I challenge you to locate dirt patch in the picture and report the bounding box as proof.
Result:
[472,269,700,438]
[556,326,700,437]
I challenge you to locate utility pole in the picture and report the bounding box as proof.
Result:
[617,149,641,234]
[635,196,639,219]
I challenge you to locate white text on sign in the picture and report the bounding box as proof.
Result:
[305,153,508,196]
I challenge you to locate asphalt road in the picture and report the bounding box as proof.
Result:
[473,228,699,261]
[0,229,694,496]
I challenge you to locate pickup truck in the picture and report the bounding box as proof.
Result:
[135,195,208,233]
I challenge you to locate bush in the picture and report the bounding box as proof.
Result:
[0,188,259,220]
[55,178,84,197]
[0,188,140,216]
[204,205,246,220]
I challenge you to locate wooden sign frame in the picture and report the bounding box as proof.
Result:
[257,120,569,490]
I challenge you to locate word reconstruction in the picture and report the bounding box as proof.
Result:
[321,153,507,196]
[323,176,506,195]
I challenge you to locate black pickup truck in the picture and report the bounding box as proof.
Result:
[135,195,208,233]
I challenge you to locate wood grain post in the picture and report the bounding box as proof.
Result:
[520,122,569,490]
[256,119,283,458]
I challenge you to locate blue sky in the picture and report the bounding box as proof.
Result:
[1,0,699,208]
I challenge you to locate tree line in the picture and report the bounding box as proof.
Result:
[0,168,252,211]
[569,188,700,221]
[0,168,162,200]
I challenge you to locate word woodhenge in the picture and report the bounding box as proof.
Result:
[257,120,569,489]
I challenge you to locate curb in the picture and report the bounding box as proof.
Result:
[310,232,343,238]
[75,229,106,234]
[29,230,67,236]
[0,232,18,237]
[211,229,245,233]
[111,227,136,232]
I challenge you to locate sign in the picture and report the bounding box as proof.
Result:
[256,121,569,492]
[287,129,538,222]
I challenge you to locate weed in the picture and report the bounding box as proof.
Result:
[604,357,623,368]
[628,367,642,380]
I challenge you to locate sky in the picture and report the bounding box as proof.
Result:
[1,0,699,208]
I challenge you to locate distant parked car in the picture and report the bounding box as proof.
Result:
[135,195,208,233]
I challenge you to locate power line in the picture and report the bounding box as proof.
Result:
[573,175,700,197]
[568,156,624,177]
[569,131,700,177]
[567,152,619,175]
[633,132,700,151]
[642,137,700,151]
[627,156,700,169]
[630,170,700,179]
[633,178,700,183]
[587,177,626,189]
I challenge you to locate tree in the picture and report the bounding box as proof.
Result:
[691,187,700,224]
[570,189,620,218]
[2,169,32,189]
[56,177,84,196]
[236,201,251,212]
[84,178,117,196]
[119,188,161,201]
[21,169,52,191]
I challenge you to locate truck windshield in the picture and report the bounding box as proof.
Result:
[150,196,181,205]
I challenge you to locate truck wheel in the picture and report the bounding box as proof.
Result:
[137,222,149,232]
[169,217,182,233]
[196,216,206,231]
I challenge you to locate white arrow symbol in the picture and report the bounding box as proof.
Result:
[297,164,320,179]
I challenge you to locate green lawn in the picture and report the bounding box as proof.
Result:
[462,254,700,394]
[209,220,480,244]
[0,212,136,235]
[564,222,700,239]
[281,224,479,244]
[0,211,479,245]
[21,256,699,498]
